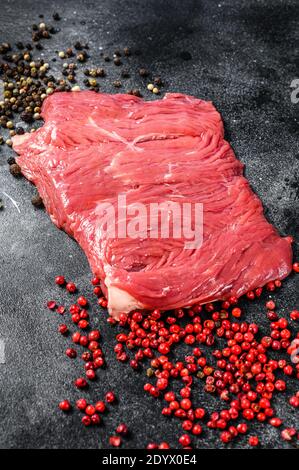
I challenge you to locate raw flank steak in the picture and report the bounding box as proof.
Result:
[12,91,293,318]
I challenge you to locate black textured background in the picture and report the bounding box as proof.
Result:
[0,0,298,449]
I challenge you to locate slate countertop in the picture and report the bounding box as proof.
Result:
[0,0,298,449]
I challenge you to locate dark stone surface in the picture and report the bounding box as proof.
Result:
[0,0,298,449]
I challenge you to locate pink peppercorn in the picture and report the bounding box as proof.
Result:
[59,400,71,412]
[248,436,259,446]
[105,391,116,403]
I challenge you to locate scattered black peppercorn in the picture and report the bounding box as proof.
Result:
[9,163,22,177]
[31,194,44,208]
[113,57,121,66]
[103,55,110,62]
[113,80,122,88]
[123,47,131,56]
[0,199,4,211]
[74,41,83,50]
[53,12,61,21]
[21,111,34,123]
[96,68,105,77]
[16,127,25,135]
[154,76,163,86]
[7,156,16,165]
[139,68,149,77]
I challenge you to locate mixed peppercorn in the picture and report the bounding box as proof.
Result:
[0,13,164,211]
[49,264,299,449]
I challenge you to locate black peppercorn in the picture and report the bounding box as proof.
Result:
[21,111,33,123]
[31,194,44,208]
[16,126,25,135]
[7,156,16,165]
[133,89,142,97]
[53,12,61,21]
[113,57,121,66]
[9,163,22,177]
[96,68,105,77]
[154,76,163,86]
[123,47,131,56]
[139,68,149,77]
[74,41,83,50]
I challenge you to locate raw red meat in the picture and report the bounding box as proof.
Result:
[12,91,292,318]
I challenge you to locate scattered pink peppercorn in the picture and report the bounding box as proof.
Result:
[88,341,99,351]
[91,414,101,425]
[105,391,116,403]
[86,369,96,380]
[95,401,106,413]
[281,428,297,441]
[72,332,81,344]
[290,310,299,321]
[93,286,102,296]
[269,417,282,427]
[47,300,56,310]
[66,348,77,359]
[82,352,92,362]
[55,275,65,286]
[220,431,232,443]
[237,423,248,434]
[109,436,122,447]
[56,306,66,315]
[58,324,68,335]
[178,434,191,447]
[75,377,88,389]
[76,398,87,411]
[292,262,299,273]
[266,300,276,310]
[66,282,77,293]
[194,408,205,419]
[192,424,202,435]
[232,308,242,318]
[116,423,129,436]
[88,330,101,341]
[85,405,96,416]
[158,442,170,449]
[78,319,89,329]
[77,296,88,307]
[289,396,299,407]
[91,276,100,285]
[59,400,71,412]
[147,443,158,449]
[80,336,89,347]
[94,357,105,368]
[248,436,259,446]
[82,415,91,426]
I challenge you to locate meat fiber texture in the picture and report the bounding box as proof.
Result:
[12,91,292,319]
